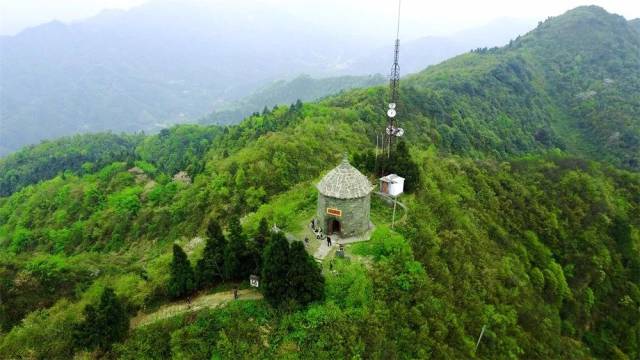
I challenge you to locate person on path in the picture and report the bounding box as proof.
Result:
[326,236,332,247]
[233,287,238,300]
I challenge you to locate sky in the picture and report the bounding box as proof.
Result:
[1,0,639,37]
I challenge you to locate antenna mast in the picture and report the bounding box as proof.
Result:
[385,0,404,157]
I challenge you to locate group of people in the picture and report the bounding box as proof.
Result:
[309,219,333,247]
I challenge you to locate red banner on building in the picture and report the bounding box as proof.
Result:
[326,208,342,217]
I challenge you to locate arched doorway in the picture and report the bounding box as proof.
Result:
[328,219,341,235]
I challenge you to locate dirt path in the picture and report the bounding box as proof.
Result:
[311,225,374,261]
[313,237,334,260]
[131,288,263,328]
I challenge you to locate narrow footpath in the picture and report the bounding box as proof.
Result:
[131,288,262,328]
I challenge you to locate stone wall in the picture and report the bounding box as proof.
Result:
[316,194,371,237]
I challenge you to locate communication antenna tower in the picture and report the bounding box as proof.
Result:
[385,0,404,157]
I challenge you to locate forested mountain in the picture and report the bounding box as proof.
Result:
[0,133,142,196]
[383,5,639,169]
[200,74,386,125]
[0,6,638,359]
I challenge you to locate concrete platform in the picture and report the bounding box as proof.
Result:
[281,220,374,261]
[310,221,374,261]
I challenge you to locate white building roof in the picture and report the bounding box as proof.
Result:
[379,174,404,183]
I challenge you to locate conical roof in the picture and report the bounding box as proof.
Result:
[317,158,373,199]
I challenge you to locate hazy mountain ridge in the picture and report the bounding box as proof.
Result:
[0,1,534,156]
[344,17,536,75]
[0,1,372,156]
[200,74,386,125]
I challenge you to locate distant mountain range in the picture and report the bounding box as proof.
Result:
[343,17,536,75]
[200,74,386,125]
[0,1,534,156]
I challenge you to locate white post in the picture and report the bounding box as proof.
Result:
[475,325,486,352]
[391,196,397,228]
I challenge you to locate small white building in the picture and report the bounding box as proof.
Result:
[379,174,405,197]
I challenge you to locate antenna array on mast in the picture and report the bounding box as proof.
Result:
[384,0,404,157]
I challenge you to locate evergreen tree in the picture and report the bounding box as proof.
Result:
[195,220,226,288]
[250,217,270,274]
[287,241,325,306]
[255,217,269,252]
[224,216,251,281]
[261,231,291,307]
[73,287,129,352]
[388,141,420,192]
[351,142,419,192]
[168,244,195,299]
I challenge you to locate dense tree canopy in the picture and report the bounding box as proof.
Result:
[0,133,141,196]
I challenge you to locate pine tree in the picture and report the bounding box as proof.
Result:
[287,241,324,306]
[168,244,195,299]
[255,217,269,252]
[250,217,270,274]
[73,287,129,352]
[74,304,100,351]
[389,141,420,192]
[224,216,250,281]
[195,220,226,288]
[261,231,291,307]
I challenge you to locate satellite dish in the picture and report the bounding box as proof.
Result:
[388,103,396,109]
[387,109,397,118]
[396,128,405,137]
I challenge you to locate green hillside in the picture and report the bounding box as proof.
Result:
[0,6,639,359]
[0,133,143,196]
[328,6,639,169]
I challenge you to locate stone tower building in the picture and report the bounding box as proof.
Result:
[316,158,373,237]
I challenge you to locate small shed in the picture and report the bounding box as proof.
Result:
[316,158,373,237]
[379,174,405,197]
